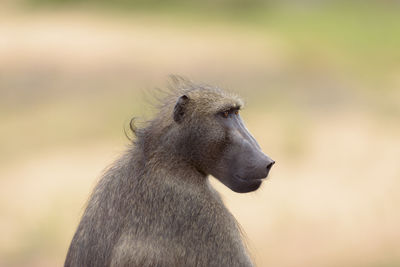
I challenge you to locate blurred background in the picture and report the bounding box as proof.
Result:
[1,0,400,266]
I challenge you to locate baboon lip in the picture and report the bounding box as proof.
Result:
[229,175,263,193]
[234,175,266,183]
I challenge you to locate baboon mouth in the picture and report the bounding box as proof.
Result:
[228,175,263,193]
[235,175,268,182]
[234,175,265,184]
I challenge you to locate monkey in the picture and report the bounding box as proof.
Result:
[64,77,275,267]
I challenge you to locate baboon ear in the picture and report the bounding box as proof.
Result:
[173,95,189,123]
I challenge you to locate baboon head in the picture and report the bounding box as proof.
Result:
[169,79,275,193]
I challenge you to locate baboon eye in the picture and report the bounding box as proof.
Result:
[234,110,239,115]
[223,111,229,118]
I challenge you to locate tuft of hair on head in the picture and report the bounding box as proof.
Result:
[165,75,197,99]
[168,75,196,91]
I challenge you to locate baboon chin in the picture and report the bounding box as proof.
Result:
[65,77,275,267]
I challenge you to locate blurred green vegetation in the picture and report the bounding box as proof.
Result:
[21,0,400,86]
[25,0,269,11]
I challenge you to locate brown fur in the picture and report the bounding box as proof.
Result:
[64,77,253,267]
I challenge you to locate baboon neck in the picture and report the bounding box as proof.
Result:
[150,152,207,184]
[134,131,208,186]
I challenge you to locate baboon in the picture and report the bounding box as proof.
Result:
[64,77,275,267]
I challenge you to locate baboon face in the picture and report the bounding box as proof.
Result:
[174,93,275,193]
[210,107,275,193]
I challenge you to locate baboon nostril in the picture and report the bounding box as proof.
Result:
[266,161,275,171]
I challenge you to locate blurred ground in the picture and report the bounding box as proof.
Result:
[1,2,400,267]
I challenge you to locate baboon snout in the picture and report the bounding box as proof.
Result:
[253,154,275,179]
[232,129,275,180]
